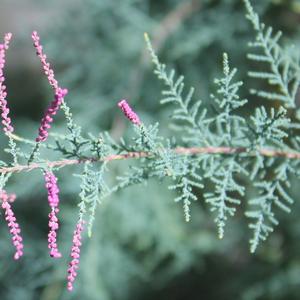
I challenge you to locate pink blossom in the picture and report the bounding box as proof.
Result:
[36,88,68,142]
[0,190,23,260]
[118,99,141,125]
[32,31,68,142]
[67,219,85,291]
[32,31,58,91]
[0,33,14,134]
[44,171,62,258]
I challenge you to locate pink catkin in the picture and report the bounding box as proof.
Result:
[44,171,62,258]
[32,31,58,91]
[0,190,23,260]
[32,31,68,142]
[118,99,141,125]
[0,33,14,134]
[67,219,85,291]
[36,88,68,142]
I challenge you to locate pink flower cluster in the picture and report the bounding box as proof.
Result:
[0,190,23,260]
[32,31,58,91]
[45,171,62,258]
[0,33,14,134]
[36,88,68,142]
[32,31,68,142]
[118,99,141,125]
[67,219,85,291]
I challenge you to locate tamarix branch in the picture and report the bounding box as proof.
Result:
[0,0,300,291]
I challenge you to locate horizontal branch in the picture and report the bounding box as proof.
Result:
[0,146,299,174]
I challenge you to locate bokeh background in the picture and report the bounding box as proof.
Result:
[1,0,300,299]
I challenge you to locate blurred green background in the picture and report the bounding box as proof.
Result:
[1,0,300,299]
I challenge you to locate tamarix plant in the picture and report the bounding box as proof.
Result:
[1,0,300,291]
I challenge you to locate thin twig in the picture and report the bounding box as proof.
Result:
[0,146,299,174]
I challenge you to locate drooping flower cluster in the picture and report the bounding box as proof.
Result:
[67,219,85,291]
[0,190,23,260]
[44,171,62,258]
[0,33,14,134]
[32,31,68,142]
[118,99,141,125]
[22,31,86,292]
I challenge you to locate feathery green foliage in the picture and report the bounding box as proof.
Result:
[244,0,300,108]
[142,0,300,254]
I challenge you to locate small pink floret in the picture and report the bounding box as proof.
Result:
[0,190,23,260]
[32,31,58,91]
[36,87,68,142]
[45,171,62,258]
[0,33,14,134]
[67,219,85,291]
[118,99,141,125]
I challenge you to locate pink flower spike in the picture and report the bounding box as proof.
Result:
[44,171,62,258]
[0,33,14,134]
[3,33,12,49]
[32,31,59,91]
[67,219,85,291]
[118,99,141,125]
[32,31,68,143]
[36,87,68,142]
[0,190,24,260]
